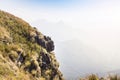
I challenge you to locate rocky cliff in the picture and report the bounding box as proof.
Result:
[0,11,64,80]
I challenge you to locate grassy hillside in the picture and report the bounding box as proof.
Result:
[0,10,63,80]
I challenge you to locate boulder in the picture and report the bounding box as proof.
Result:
[41,52,50,69]
[46,40,54,52]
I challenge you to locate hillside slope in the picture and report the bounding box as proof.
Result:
[0,11,63,80]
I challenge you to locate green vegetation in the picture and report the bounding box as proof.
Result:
[80,74,120,80]
[109,75,120,80]
[88,74,99,80]
[0,10,63,80]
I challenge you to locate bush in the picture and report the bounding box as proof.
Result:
[88,74,99,80]
[109,75,119,80]
[31,70,37,76]
[0,63,14,76]
[8,51,18,62]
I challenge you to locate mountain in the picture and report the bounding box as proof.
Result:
[108,69,120,74]
[56,39,106,80]
[0,10,64,80]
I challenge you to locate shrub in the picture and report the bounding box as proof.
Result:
[31,70,37,76]
[39,77,46,80]
[88,74,99,80]
[0,63,14,76]
[8,51,18,62]
[109,75,119,80]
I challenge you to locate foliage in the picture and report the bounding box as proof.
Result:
[88,74,99,80]
[0,10,63,80]
[109,75,120,80]
[0,11,42,80]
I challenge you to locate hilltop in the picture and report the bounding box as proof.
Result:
[0,11,63,80]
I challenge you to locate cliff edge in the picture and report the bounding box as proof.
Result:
[0,11,63,80]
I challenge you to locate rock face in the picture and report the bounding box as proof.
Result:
[0,11,64,80]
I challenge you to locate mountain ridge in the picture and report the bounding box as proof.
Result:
[0,10,64,80]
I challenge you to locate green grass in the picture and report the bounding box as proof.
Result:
[0,10,63,80]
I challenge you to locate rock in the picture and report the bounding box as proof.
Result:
[41,52,50,69]
[28,60,41,77]
[17,53,25,64]
[46,40,54,52]
[34,35,55,52]
[35,36,46,48]
[44,36,51,41]
[0,11,64,80]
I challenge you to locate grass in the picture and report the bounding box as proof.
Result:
[0,10,43,80]
[80,74,120,80]
[0,10,63,80]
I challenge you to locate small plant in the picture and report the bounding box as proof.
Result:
[25,61,31,67]
[45,69,51,76]
[0,63,14,76]
[99,77,104,80]
[31,70,37,76]
[39,77,46,80]
[8,51,18,62]
[88,74,99,80]
[109,75,118,80]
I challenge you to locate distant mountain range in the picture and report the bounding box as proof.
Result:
[55,39,120,80]
[55,39,103,79]
[31,11,120,80]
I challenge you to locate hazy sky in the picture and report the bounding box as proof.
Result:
[1,0,120,79]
